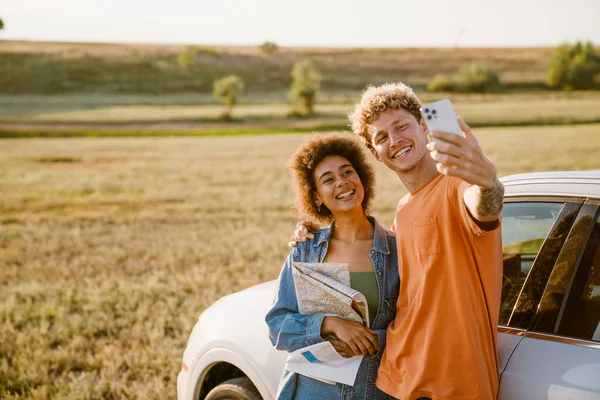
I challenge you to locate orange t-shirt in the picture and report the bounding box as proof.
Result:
[377,174,502,400]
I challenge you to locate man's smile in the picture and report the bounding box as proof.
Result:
[392,145,412,159]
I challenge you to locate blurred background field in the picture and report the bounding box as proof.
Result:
[3,92,600,125]
[1,125,600,398]
[0,41,560,95]
[1,40,600,136]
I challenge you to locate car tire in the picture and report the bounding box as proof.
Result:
[204,377,262,400]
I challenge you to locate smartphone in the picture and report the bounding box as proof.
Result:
[420,99,462,142]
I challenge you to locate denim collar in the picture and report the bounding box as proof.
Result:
[313,216,390,255]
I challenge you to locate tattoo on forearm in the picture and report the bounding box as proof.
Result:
[477,178,504,218]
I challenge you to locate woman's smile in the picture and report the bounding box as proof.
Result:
[335,189,356,200]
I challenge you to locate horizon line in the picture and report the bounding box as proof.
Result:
[2,38,590,50]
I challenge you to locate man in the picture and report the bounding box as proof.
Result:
[290,82,504,400]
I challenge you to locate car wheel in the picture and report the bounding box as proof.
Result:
[204,377,262,400]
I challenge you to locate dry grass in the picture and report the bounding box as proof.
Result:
[1,40,556,75]
[1,125,600,399]
[2,92,600,131]
[0,40,574,96]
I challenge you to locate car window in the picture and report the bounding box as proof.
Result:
[499,202,566,325]
[531,203,597,333]
[556,209,600,342]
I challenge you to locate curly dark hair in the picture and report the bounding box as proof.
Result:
[289,132,376,223]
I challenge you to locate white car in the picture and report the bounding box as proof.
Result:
[177,171,600,400]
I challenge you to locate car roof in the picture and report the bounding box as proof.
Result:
[501,170,600,199]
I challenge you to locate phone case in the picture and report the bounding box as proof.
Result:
[421,99,462,140]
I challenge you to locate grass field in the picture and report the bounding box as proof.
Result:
[2,91,600,139]
[0,40,563,95]
[2,92,600,125]
[2,40,600,138]
[1,124,599,399]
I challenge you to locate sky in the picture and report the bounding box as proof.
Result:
[1,0,600,47]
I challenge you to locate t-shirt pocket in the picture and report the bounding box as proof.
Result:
[412,216,441,257]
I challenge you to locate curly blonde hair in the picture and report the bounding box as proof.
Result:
[289,132,375,224]
[348,82,422,150]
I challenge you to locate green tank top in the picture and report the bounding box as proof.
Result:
[350,271,379,326]
[322,257,379,326]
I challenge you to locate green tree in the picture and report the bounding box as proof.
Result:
[547,41,599,90]
[427,74,455,92]
[456,62,501,93]
[213,75,245,120]
[289,61,321,115]
[177,46,198,69]
[546,44,572,89]
[568,53,596,89]
[0,18,4,31]
[259,41,279,55]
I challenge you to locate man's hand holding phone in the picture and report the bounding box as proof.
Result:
[426,117,497,189]
[422,99,504,223]
[422,99,496,189]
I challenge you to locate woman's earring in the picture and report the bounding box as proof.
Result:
[317,203,321,212]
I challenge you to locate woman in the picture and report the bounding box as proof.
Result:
[265,132,399,400]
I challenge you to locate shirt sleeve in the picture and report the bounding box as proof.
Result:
[264,249,326,352]
[446,177,500,237]
[391,196,407,233]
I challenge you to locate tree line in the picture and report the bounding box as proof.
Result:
[192,40,600,118]
[427,41,599,93]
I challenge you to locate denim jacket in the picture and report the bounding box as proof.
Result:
[265,216,399,400]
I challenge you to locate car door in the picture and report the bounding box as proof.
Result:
[496,198,582,376]
[498,200,600,399]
